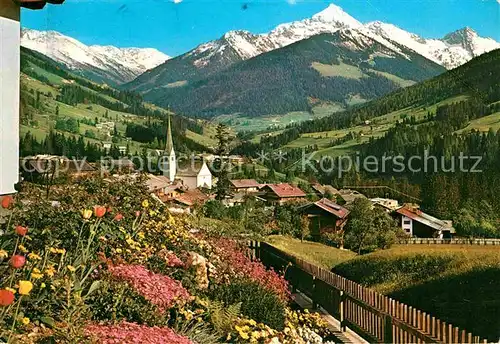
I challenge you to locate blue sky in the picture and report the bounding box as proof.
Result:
[22,0,500,56]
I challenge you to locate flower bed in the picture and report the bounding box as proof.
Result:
[0,177,341,343]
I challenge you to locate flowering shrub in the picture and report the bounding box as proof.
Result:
[210,238,290,301]
[85,321,192,344]
[109,265,191,312]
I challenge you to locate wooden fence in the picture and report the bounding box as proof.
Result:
[396,238,500,245]
[247,241,488,344]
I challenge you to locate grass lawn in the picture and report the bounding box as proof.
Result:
[333,244,500,341]
[457,111,500,133]
[266,235,357,269]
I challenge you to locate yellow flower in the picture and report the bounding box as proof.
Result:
[66,265,76,273]
[40,283,46,289]
[239,332,249,340]
[21,317,30,325]
[81,209,93,219]
[28,252,42,260]
[142,199,149,208]
[45,266,56,277]
[31,268,43,280]
[18,281,33,295]
[115,248,123,254]
[0,250,8,259]
[56,248,66,255]
[6,287,16,294]
[18,245,28,253]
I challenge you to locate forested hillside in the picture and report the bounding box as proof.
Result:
[246,48,500,150]
[19,47,214,159]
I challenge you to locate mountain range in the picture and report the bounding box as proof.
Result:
[21,3,500,119]
[21,28,170,86]
[125,3,500,118]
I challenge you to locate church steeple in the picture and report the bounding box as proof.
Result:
[163,113,176,181]
[165,113,174,155]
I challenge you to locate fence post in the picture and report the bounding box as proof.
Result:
[339,291,346,332]
[383,315,393,343]
[312,276,318,310]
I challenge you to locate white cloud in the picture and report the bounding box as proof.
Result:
[287,0,297,4]
[173,0,183,3]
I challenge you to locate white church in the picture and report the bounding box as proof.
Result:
[162,116,212,190]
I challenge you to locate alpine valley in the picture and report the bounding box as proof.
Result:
[124,3,500,119]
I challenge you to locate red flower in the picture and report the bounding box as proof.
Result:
[1,195,13,209]
[15,226,28,237]
[0,289,15,306]
[10,255,26,269]
[94,206,107,218]
[114,213,124,222]
[107,206,113,213]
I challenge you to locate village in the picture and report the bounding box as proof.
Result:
[19,115,456,242]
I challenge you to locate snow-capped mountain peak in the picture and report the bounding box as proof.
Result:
[21,28,170,84]
[363,21,500,69]
[182,2,500,73]
[312,3,362,27]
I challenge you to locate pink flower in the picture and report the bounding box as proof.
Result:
[109,265,190,311]
[85,321,192,344]
[166,252,184,268]
[114,213,124,222]
[210,238,290,301]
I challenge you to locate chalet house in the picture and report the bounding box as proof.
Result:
[298,198,350,238]
[0,0,64,196]
[260,183,306,205]
[177,159,212,190]
[395,204,455,238]
[230,179,261,193]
